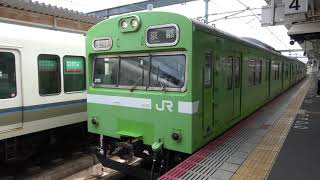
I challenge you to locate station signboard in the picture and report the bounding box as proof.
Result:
[285,0,308,15]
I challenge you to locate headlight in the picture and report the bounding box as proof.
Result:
[131,19,139,28]
[120,20,128,29]
[119,16,141,32]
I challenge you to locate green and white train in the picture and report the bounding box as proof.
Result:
[86,12,306,177]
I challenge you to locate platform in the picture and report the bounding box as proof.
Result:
[268,74,319,180]
[160,74,312,180]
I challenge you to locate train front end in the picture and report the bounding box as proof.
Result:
[86,12,197,173]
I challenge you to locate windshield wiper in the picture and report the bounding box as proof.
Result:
[159,80,168,92]
[129,77,143,92]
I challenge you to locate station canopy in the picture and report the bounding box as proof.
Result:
[0,0,103,33]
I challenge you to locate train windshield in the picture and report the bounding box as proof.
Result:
[93,54,186,91]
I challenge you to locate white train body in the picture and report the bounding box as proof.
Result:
[0,23,86,141]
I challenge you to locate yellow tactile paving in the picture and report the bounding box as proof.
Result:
[231,77,311,180]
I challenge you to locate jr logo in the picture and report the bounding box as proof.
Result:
[156,100,173,112]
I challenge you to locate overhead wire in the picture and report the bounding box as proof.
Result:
[234,0,290,50]
[195,7,261,19]
[246,17,257,24]
[208,13,262,23]
[207,10,247,23]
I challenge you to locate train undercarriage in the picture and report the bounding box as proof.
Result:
[96,136,188,180]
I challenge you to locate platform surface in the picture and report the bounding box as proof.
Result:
[160,75,311,180]
[268,74,320,180]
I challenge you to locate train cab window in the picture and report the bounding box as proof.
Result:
[0,52,16,99]
[94,57,119,86]
[204,52,212,87]
[63,56,86,92]
[38,54,61,95]
[119,56,150,87]
[93,54,186,91]
[149,55,186,89]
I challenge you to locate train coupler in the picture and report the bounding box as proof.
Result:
[95,151,157,180]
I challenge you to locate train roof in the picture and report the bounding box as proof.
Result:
[241,37,276,51]
[87,11,304,65]
[191,19,304,64]
[0,22,85,49]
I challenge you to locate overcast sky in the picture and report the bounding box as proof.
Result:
[1,0,307,62]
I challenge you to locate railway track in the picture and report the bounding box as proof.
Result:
[0,151,144,180]
[0,129,99,180]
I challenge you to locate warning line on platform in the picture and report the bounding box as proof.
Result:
[231,78,311,180]
[159,77,310,180]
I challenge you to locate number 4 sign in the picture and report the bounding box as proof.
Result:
[285,0,308,15]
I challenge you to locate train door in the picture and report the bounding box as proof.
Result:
[203,51,213,135]
[214,54,241,126]
[0,50,23,132]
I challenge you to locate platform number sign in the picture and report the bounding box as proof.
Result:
[285,0,308,15]
[289,0,300,10]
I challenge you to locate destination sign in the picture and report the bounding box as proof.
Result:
[93,37,112,51]
[39,60,58,72]
[146,24,179,47]
[64,59,84,74]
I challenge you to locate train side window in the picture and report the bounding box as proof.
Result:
[272,62,280,80]
[234,57,240,88]
[272,62,275,80]
[204,52,212,87]
[255,60,262,84]
[63,56,86,93]
[225,57,233,90]
[277,63,281,80]
[265,60,269,81]
[38,54,61,95]
[292,65,294,75]
[283,63,286,78]
[0,52,17,99]
[248,60,255,86]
